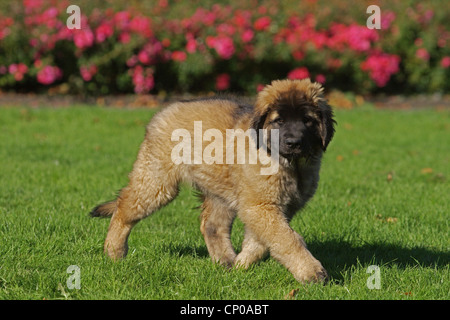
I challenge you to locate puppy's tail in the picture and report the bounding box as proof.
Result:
[90,200,117,218]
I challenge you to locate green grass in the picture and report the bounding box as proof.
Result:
[0,105,448,300]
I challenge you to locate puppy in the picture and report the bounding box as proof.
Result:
[91,79,335,283]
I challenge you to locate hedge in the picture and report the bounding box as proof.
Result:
[0,0,448,95]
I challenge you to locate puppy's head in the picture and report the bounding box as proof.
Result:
[252,79,336,159]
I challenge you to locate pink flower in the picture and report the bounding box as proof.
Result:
[56,26,72,42]
[186,38,197,53]
[254,16,271,31]
[37,65,62,85]
[361,53,400,87]
[287,67,310,80]
[256,83,265,92]
[137,40,164,65]
[192,8,216,26]
[129,16,152,37]
[416,48,430,61]
[14,72,23,81]
[80,65,98,81]
[381,11,396,29]
[292,51,304,61]
[24,0,43,14]
[216,23,235,36]
[241,29,254,43]
[41,7,59,28]
[171,51,187,62]
[233,10,251,28]
[8,64,18,74]
[216,38,235,59]
[119,32,130,44]
[126,55,138,67]
[114,11,130,30]
[441,56,450,68]
[207,36,235,59]
[310,32,328,49]
[8,63,28,81]
[0,26,11,41]
[130,65,154,94]
[30,39,39,48]
[346,24,378,52]
[159,0,168,8]
[73,28,94,49]
[420,9,434,24]
[17,63,28,74]
[205,36,216,48]
[96,23,114,43]
[138,50,151,65]
[315,74,326,84]
[216,73,230,91]
[34,59,42,68]
[203,12,216,26]
[327,23,378,52]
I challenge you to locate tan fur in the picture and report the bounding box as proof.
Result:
[92,78,334,283]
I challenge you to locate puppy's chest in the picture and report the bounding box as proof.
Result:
[278,160,319,209]
[278,167,303,206]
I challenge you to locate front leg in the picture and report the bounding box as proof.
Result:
[238,204,327,283]
[234,228,268,268]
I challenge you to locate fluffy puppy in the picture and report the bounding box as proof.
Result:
[91,78,336,283]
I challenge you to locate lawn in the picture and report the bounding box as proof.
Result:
[0,104,448,300]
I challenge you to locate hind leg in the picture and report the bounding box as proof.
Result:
[200,196,237,267]
[104,160,180,260]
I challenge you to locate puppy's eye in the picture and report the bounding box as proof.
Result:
[273,118,284,125]
[304,117,314,126]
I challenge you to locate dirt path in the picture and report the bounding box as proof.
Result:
[0,91,449,110]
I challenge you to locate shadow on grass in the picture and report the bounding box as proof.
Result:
[162,239,449,282]
[163,242,210,259]
[309,240,450,281]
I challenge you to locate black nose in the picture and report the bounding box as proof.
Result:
[285,138,301,148]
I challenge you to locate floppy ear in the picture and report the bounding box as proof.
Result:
[251,110,268,149]
[318,100,336,151]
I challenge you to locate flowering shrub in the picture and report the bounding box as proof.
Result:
[361,52,401,87]
[0,0,448,95]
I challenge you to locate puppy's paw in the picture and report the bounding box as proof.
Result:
[233,253,253,269]
[104,241,128,261]
[296,260,328,284]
